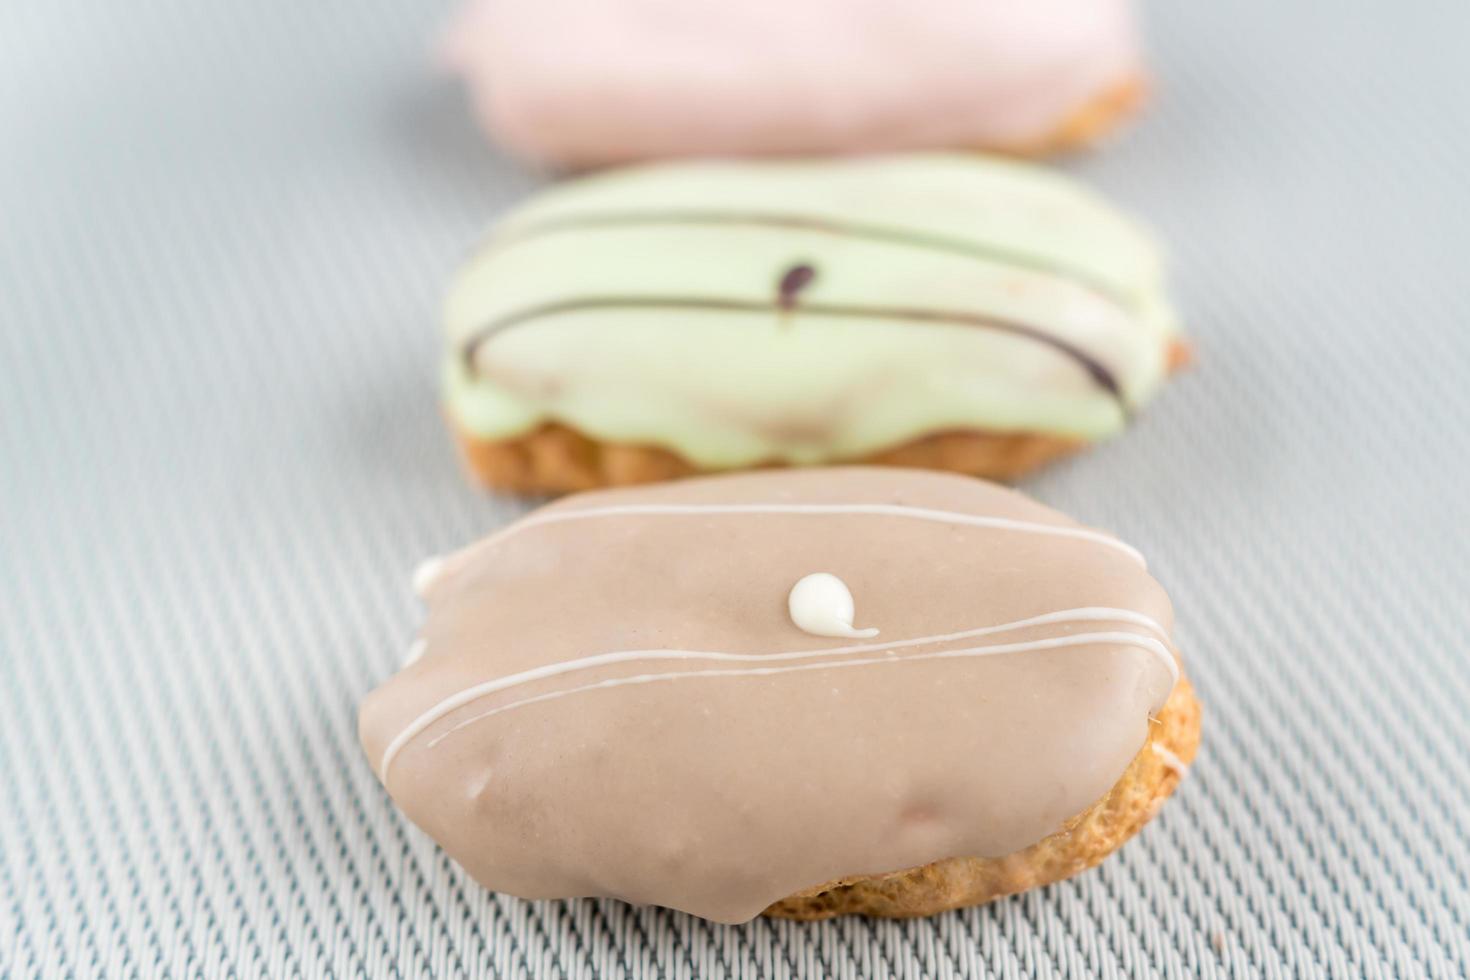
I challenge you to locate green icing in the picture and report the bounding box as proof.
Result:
[443,153,1177,469]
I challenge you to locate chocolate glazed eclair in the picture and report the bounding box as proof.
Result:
[359,468,1201,922]
[442,154,1186,494]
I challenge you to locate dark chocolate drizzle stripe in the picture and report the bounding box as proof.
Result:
[460,296,1129,413]
[486,209,1133,310]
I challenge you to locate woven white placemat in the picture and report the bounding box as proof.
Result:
[3,0,1468,976]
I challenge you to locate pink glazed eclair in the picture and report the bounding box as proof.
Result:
[442,0,1148,168]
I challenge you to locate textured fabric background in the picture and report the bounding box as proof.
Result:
[3,0,1469,977]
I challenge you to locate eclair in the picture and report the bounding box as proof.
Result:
[359,468,1200,922]
[443,154,1184,494]
[441,0,1148,168]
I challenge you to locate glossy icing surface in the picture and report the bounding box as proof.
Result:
[358,468,1180,922]
[442,0,1141,165]
[445,154,1178,469]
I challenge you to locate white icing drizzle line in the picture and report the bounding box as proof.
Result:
[1152,743,1190,778]
[412,632,1172,776]
[376,607,1176,782]
[487,503,1147,568]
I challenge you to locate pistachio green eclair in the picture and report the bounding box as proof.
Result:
[444,154,1181,493]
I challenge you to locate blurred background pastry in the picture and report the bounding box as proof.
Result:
[444,153,1182,493]
[442,0,1147,167]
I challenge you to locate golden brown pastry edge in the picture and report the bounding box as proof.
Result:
[448,333,1189,494]
[1003,74,1149,157]
[450,422,1085,495]
[763,675,1201,919]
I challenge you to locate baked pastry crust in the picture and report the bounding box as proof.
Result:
[1007,75,1148,157]
[452,420,1085,495]
[450,335,1189,495]
[765,675,1200,919]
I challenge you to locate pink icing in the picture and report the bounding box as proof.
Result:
[441,0,1142,167]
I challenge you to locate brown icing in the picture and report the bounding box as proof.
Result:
[776,262,817,310]
[358,468,1177,923]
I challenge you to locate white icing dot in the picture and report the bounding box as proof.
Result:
[787,572,879,639]
[404,639,428,666]
[412,556,446,597]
